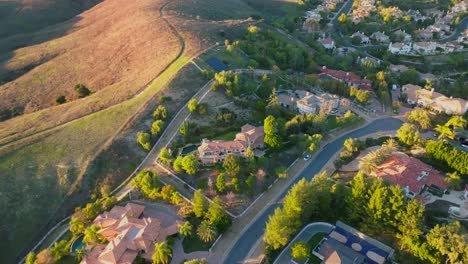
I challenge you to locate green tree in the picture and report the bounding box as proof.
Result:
[445,116,467,129]
[346,172,369,223]
[397,199,425,251]
[197,220,218,243]
[397,123,420,146]
[264,134,281,148]
[74,84,92,98]
[188,98,198,113]
[264,208,295,250]
[137,131,152,151]
[179,121,195,140]
[151,120,165,136]
[173,156,184,172]
[216,173,226,193]
[25,252,36,264]
[435,124,454,140]
[153,105,168,120]
[55,95,66,104]
[50,240,69,260]
[182,154,199,175]
[446,171,462,190]
[275,166,288,178]
[222,154,241,177]
[158,147,172,166]
[83,224,107,246]
[152,241,172,264]
[193,189,208,218]
[291,241,310,261]
[427,221,468,264]
[338,13,348,23]
[405,108,432,130]
[132,170,160,197]
[70,216,86,236]
[343,138,361,153]
[264,115,278,135]
[206,197,230,231]
[245,146,255,160]
[232,178,240,192]
[179,221,193,237]
[75,249,86,262]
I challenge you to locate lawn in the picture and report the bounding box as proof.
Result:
[307,232,328,264]
[0,56,190,262]
[213,131,237,141]
[182,235,214,253]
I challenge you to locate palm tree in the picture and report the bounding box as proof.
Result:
[383,138,398,149]
[196,220,218,243]
[435,124,454,140]
[445,116,467,129]
[83,224,106,246]
[179,222,193,237]
[445,172,462,190]
[152,241,172,264]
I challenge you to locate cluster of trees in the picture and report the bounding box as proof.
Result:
[211,71,255,97]
[188,98,208,115]
[426,140,468,176]
[349,87,370,105]
[137,105,169,151]
[238,26,315,72]
[74,84,92,98]
[173,154,200,176]
[405,108,432,130]
[191,190,231,242]
[131,170,183,205]
[264,172,346,250]
[265,170,468,263]
[434,115,467,140]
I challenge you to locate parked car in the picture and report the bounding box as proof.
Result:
[304,154,311,161]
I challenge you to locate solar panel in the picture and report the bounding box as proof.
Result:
[206,57,228,72]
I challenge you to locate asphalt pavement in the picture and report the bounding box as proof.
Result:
[224,117,403,264]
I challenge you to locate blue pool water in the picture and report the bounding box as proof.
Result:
[181,145,198,156]
[71,236,85,253]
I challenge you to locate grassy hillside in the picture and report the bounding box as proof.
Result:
[0,0,180,121]
[0,0,261,262]
[0,0,101,38]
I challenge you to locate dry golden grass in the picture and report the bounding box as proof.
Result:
[0,0,180,134]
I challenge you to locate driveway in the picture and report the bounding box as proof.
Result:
[223,118,403,264]
[273,222,334,264]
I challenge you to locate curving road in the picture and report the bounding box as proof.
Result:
[224,117,403,264]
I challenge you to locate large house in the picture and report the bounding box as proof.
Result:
[413,41,437,55]
[319,38,336,49]
[313,221,394,264]
[402,84,468,115]
[81,203,182,264]
[318,66,373,91]
[388,42,411,54]
[351,31,370,44]
[198,124,264,164]
[393,29,412,42]
[373,152,448,198]
[371,31,389,43]
[296,92,340,114]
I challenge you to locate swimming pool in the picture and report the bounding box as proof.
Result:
[71,236,85,254]
[180,144,198,156]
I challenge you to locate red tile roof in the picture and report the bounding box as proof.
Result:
[374,153,447,194]
[318,67,372,91]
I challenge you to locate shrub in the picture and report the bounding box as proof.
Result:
[137,131,152,151]
[55,95,66,104]
[74,84,92,98]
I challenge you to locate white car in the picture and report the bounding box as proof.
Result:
[304,154,311,161]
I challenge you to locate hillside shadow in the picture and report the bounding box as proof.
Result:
[0,0,101,120]
[243,0,304,20]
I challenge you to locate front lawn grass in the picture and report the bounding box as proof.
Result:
[182,235,213,253]
[307,232,328,264]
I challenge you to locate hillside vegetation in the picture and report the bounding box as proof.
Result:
[0,0,180,121]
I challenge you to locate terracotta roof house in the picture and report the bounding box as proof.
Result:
[198,124,264,164]
[81,203,182,264]
[318,66,373,91]
[373,152,448,198]
[417,29,433,40]
[296,92,340,114]
[319,38,336,49]
[413,41,437,55]
[313,221,394,264]
[402,85,468,115]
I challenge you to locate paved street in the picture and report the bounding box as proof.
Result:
[223,117,403,264]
